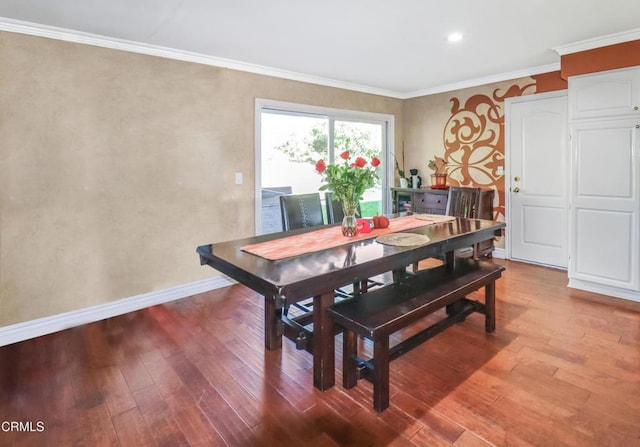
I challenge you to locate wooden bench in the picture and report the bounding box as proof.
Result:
[327,259,505,412]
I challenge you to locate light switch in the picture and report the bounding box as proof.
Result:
[496,166,504,176]
[235,172,243,185]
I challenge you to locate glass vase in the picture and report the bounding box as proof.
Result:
[341,200,359,237]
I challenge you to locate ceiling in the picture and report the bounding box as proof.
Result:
[1,0,640,98]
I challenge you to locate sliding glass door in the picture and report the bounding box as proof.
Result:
[257,100,393,235]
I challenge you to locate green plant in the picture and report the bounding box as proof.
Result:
[428,156,448,174]
[394,155,408,180]
[315,151,380,213]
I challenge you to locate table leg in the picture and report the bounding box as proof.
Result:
[313,292,335,391]
[443,250,462,317]
[264,295,283,350]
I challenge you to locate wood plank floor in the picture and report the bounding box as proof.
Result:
[0,259,638,446]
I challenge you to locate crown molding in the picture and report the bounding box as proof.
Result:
[0,17,564,100]
[402,63,560,98]
[553,27,640,56]
[0,17,405,99]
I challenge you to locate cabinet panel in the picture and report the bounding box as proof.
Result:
[569,67,640,120]
[569,119,639,292]
[573,209,635,288]
[575,123,634,198]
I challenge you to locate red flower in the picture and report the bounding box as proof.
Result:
[316,152,379,205]
[371,157,381,167]
[354,157,367,168]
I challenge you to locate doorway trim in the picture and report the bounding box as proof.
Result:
[255,98,395,234]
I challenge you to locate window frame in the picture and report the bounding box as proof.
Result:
[255,98,395,234]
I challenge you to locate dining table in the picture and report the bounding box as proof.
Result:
[196,214,505,391]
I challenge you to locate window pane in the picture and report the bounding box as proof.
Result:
[261,111,328,234]
[259,104,390,235]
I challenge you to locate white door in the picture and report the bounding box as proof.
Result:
[506,92,568,268]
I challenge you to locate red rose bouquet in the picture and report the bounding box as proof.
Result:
[315,151,380,219]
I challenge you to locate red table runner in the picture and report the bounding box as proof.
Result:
[242,214,455,260]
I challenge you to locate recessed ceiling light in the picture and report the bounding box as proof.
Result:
[447,32,463,42]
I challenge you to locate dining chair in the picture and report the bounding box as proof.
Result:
[278,192,378,349]
[279,193,325,230]
[446,186,480,219]
[280,191,376,291]
[279,193,322,340]
[412,186,481,271]
[445,187,482,258]
[279,192,340,347]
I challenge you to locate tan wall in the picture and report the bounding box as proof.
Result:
[0,31,403,327]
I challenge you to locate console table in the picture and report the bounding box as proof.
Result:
[391,187,448,214]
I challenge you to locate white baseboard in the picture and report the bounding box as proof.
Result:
[492,247,506,259]
[0,247,508,347]
[568,278,640,303]
[0,275,234,347]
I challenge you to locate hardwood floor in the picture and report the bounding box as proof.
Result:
[0,260,638,446]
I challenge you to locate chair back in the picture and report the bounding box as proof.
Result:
[325,192,362,224]
[445,187,481,218]
[280,193,325,230]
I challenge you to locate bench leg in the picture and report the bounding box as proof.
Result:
[372,337,390,412]
[343,330,358,389]
[485,281,496,333]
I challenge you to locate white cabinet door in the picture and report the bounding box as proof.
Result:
[569,67,640,120]
[569,119,640,290]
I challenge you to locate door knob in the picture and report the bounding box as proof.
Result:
[512,187,520,193]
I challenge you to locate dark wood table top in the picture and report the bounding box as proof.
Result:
[197,217,505,302]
